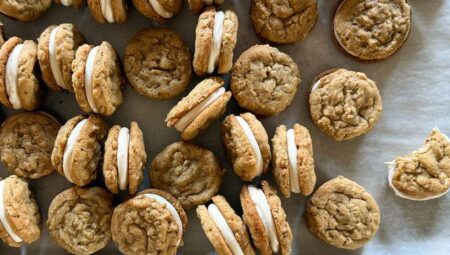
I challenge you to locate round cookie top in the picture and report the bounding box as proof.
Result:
[188,0,224,14]
[0,0,52,21]
[132,0,182,23]
[87,0,128,23]
[334,0,411,61]
[309,68,382,141]
[251,0,318,44]
[305,176,380,250]
[124,27,192,99]
[0,112,60,179]
[150,141,225,209]
[231,44,300,116]
[47,186,113,255]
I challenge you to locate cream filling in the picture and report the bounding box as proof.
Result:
[207,11,224,74]
[235,116,263,176]
[311,80,321,92]
[100,0,115,23]
[5,44,23,109]
[49,27,67,90]
[174,87,226,132]
[117,127,130,191]
[85,46,99,113]
[248,186,279,253]
[60,0,72,6]
[0,180,22,243]
[149,0,173,19]
[287,129,300,193]
[63,119,88,183]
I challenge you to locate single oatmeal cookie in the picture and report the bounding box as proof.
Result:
[87,0,128,23]
[0,0,52,21]
[132,0,182,23]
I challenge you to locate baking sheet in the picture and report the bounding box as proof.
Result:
[1,0,450,254]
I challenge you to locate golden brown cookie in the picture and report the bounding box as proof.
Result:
[309,68,383,141]
[111,189,188,255]
[87,0,127,23]
[188,0,224,14]
[51,114,108,186]
[132,0,182,23]
[166,76,231,140]
[334,0,411,61]
[271,123,316,197]
[0,0,51,21]
[55,0,84,8]
[0,22,5,46]
[124,27,192,99]
[221,112,271,181]
[47,186,113,255]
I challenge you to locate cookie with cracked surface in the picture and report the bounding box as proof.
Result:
[111,188,188,255]
[0,112,60,179]
[221,112,271,181]
[0,37,43,110]
[55,0,84,8]
[87,0,127,23]
[197,195,255,255]
[166,76,231,140]
[387,128,450,200]
[309,68,382,141]
[47,186,113,255]
[188,0,224,14]
[132,0,182,23]
[103,122,147,194]
[0,175,40,247]
[251,0,318,44]
[240,181,292,255]
[271,123,316,198]
[72,42,124,116]
[0,0,51,21]
[231,44,300,116]
[124,27,192,99]
[193,7,238,75]
[51,114,108,186]
[150,141,225,209]
[37,23,85,92]
[334,0,411,61]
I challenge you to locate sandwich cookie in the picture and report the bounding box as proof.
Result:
[87,0,127,23]
[124,28,192,99]
[47,186,113,255]
[240,181,292,255]
[150,141,225,209]
[37,23,85,92]
[221,113,271,181]
[0,175,40,247]
[132,0,182,23]
[193,8,238,75]
[197,195,255,255]
[0,37,42,110]
[72,42,124,116]
[51,114,108,186]
[111,189,188,255]
[166,77,231,140]
[103,122,147,194]
[271,123,316,198]
[0,0,51,21]
[188,0,224,14]
[55,0,84,8]
[0,112,60,179]
[387,128,450,201]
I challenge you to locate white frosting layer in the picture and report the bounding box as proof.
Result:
[85,46,99,113]
[49,27,67,90]
[287,129,300,193]
[63,118,88,183]
[60,0,73,6]
[311,80,321,92]
[5,44,23,109]
[0,180,22,243]
[149,0,173,19]
[248,186,279,253]
[117,127,130,191]
[100,0,115,23]
[235,116,263,176]
[207,11,224,73]
[174,87,226,132]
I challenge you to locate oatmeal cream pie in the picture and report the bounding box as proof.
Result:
[193,7,238,76]
[188,0,224,14]
[166,77,231,140]
[271,123,316,198]
[132,0,182,23]
[0,37,42,110]
[103,122,147,194]
[51,114,108,186]
[72,42,124,116]
[37,23,85,92]
[0,0,51,21]
[111,189,188,255]
[387,128,450,201]
[222,113,271,182]
[47,186,113,255]
[87,0,127,23]
[124,27,192,99]
[0,175,40,247]
[55,0,84,8]
[240,181,292,255]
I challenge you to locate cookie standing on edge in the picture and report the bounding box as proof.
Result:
[55,0,84,8]
[132,0,182,23]
[231,44,300,116]
[188,0,224,14]
[124,28,192,99]
[222,113,271,181]
[0,0,51,21]
[87,0,127,23]
[166,77,231,140]
[51,114,108,186]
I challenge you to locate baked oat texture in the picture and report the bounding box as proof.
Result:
[87,0,127,23]
[132,0,182,23]
[305,176,380,250]
[0,0,52,21]
[188,0,224,14]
